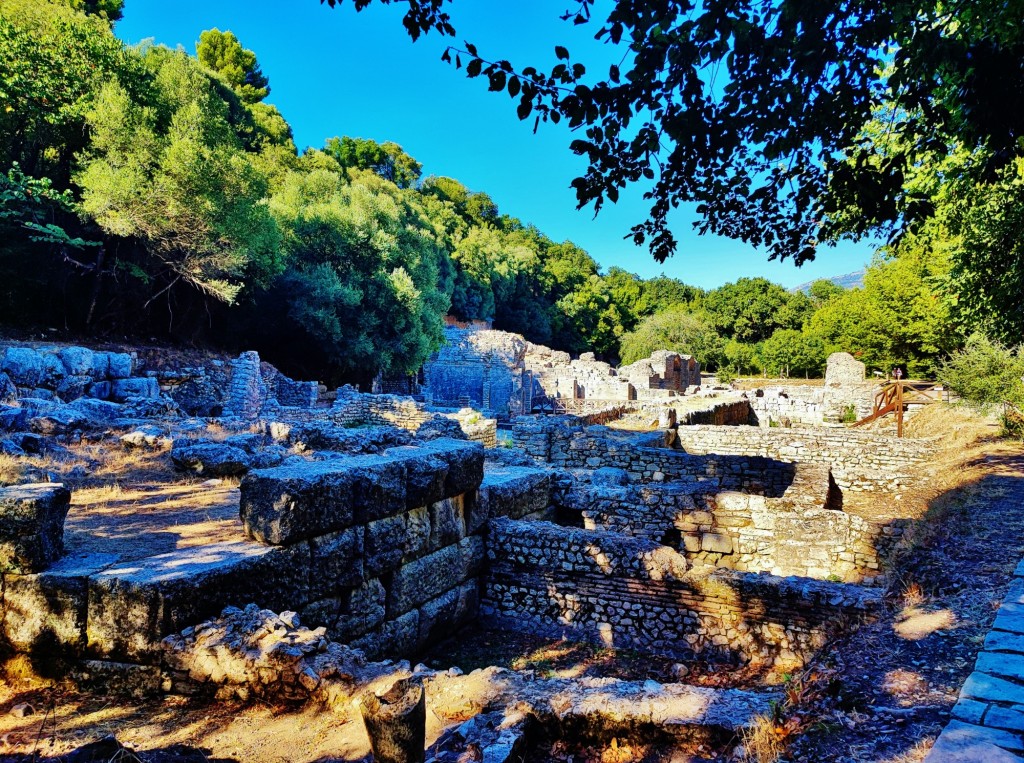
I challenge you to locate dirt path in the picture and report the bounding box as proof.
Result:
[785,441,1024,762]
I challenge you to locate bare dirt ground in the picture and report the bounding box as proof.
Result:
[1,405,1020,763]
[778,406,1024,763]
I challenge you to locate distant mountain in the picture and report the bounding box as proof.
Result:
[791,269,865,294]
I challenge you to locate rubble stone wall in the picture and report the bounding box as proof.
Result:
[561,465,883,581]
[332,392,498,447]
[747,385,877,427]
[482,519,880,669]
[670,426,930,492]
[514,418,929,492]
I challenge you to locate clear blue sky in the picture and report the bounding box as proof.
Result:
[115,0,877,290]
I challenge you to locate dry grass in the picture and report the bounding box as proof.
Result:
[739,714,785,763]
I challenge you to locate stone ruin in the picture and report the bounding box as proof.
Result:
[745,351,880,428]
[420,326,702,420]
[0,340,936,760]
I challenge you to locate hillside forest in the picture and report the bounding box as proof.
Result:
[0,1,1010,385]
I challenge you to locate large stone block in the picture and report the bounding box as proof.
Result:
[420,438,485,497]
[104,352,133,379]
[1,347,44,386]
[308,527,364,596]
[0,484,71,573]
[2,552,117,654]
[171,442,251,477]
[87,541,309,661]
[58,347,95,377]
[387,544,465,617]
[111,377,159,402]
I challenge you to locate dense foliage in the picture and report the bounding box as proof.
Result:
[0,0,1008,384]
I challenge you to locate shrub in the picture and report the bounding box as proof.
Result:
[716,366,737,385]
[840,404,858,424]
[940,334,1024,410]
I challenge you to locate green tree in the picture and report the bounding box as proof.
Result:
[266,168,449,377]
[0,0,146,182]
[703,277,810,344]
[75,48,281,304]
[324,0,1024,267]
[323,136,422,189]
[940,334,1024,411]
[618,308,725,368]
[757,329,827,378]
[197,28,270,104]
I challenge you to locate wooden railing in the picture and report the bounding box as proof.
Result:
[852,381,949,437]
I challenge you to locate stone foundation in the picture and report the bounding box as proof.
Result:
[514,418,929,492]
[482,519,880,670]
[332,392,498,447]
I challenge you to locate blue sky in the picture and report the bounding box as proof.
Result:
[115,0,877,290]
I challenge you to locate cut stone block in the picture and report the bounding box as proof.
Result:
[0,483,71,573]
[87,540,309,661]
[924,720,1023,762]
[1,552,118,654]
[111,377,159,402]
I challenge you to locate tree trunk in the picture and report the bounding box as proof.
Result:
[359,679,426,763]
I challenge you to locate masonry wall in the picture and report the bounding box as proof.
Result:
[0,442,553,666]
[669,426,930,492]
[514,418,929,492]
[332,392,498,448]
[481,519,880,669]
[560,465,883,582]
[514,417,798,494]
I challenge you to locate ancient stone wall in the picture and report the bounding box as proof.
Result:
[0,442,554,667]
[514,417,797,493]
[482,519,880,669]
[560,465,883,582]
[423,328,527,419]
[670,426,930,492]
[514,418,929,492]
[332,392,498,447]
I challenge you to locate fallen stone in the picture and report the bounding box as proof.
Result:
[10,703,33,718]
[171,442,251,477]
[120,425,172,451]
[111,377,159,402]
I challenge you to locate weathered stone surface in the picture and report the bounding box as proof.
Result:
[55,375,92,402]
[0,372,16,404]
[2,347,44,386]
[87,540,308,660]
[308,528,365,595]
[111,377,159,402]
[240,460,358,545]
[420,439,485,497]
[387,544,465,617]
[171,442,251,477]
[120,425,172,451]
[960,671,1024,705]
[105,352,133,379]
[58,347,95,377]
[0,483,71,573]
[1,552,118,654]
[473,467,552,532]
[925,719,1024,762]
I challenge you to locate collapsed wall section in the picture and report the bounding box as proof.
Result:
[481,519,880,670]
[331,391,498,447]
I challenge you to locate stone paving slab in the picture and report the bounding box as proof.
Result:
[926,559,1024,761]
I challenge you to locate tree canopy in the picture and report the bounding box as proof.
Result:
[323,0,1024,271]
